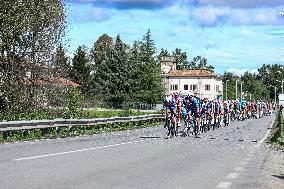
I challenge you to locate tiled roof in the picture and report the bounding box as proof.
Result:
[24,77,80,87]
[168,69,217,77]
[50,77,80,87]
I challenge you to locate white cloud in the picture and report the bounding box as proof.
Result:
[191,6,229,26]
[190,6,284,26]
[196,0,284,9]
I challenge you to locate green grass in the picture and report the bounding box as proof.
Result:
[0,119,164,143]
[271,110,284,146]
[271,129,284,145]
[0,109,160,122]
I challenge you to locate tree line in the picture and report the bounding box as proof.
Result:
[57,30,164,108]
[222,64,284,101]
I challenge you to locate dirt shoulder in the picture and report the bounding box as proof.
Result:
[256,146,284,189]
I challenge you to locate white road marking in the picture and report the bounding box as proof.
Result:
[256,116,276,147]
[226,173,239,179]
[233,166,244,171]
[15,140,143,161]
[243,158,251,161]
[216,182,232,189]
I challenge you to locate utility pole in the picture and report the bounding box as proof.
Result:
[275,86,277,102]
[235,80,238,100]
[240,82,243,100]
[226,80,229,101]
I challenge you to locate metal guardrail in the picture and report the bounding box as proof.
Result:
[0,114,164,132]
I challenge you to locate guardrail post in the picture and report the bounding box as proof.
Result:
[3,131,8,140]
[56,127,61,136]
[22,130,29,138]
[69,126,73,136]
[41,128,47,136]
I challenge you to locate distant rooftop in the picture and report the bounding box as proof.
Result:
[168,69,218,78]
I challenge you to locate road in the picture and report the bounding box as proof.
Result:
[0,114,278,189]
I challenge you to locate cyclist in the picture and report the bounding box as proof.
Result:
[191,95,201,134]
[163,94,177,130]
[200,98,207,132]
[174,92,182,128]
[240,100,247,120]
[213,99,220,129]
[223,101,230,125]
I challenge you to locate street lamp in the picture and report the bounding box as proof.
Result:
[240,82,243,100]
[275,86,277,102]
[226,80,229,101]
[235,79,239,100]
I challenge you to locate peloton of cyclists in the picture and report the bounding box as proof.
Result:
[162,92,274,137]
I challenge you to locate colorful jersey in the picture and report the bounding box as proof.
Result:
[190,97,200,111]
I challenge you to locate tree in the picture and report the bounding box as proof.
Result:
[222,70,271,101]
[132,30,164,104]
[71,46,92,95]
[51,44,71,78]
[0,0,66,113]
[94,35,131,107]
[172,48,189,70]
[257,64,283,100]
[222,72,239,100]
[143,29,156,56]
[190,56,214,72]
[93,30,164,107]
[90,34,113,65]
[0,0,66,64]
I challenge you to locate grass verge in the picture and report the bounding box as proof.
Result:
[0,119,164,143]
[0,109,161,122]
[271,110,284,147]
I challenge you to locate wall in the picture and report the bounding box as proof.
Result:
[166,76,223,100]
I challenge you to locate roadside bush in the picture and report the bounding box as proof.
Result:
[271,110,284,145]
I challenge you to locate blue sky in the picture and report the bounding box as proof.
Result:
[65,0,284,75]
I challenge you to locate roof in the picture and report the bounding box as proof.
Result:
[23,77,80,87]
[50,77,80,87]
[168,69,218,78]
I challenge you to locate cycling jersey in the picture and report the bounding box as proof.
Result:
[163,96,176,115]
[189,96,200,118]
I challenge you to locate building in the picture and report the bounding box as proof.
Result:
[0,60,79,109]
[161,56,223,100]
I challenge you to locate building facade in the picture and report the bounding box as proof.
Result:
[161,56,223,100]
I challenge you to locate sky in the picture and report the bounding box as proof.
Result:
[65,0,284,75]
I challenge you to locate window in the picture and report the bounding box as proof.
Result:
[216,85,219,92]
[190,85,197,91]
[170,84,178,91]
[205,85,210,91]
[184,84,188,90]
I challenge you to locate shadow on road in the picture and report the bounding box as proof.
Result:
[272,174,284,180]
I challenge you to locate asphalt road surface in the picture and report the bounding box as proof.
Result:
[0,114,278,189]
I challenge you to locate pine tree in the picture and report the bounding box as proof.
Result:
[133,30,164,104]
[71,46,92,94]
[172,48,189,70]
[90,34,113,65]
[94,35,131,107]
[51,44,71,78]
